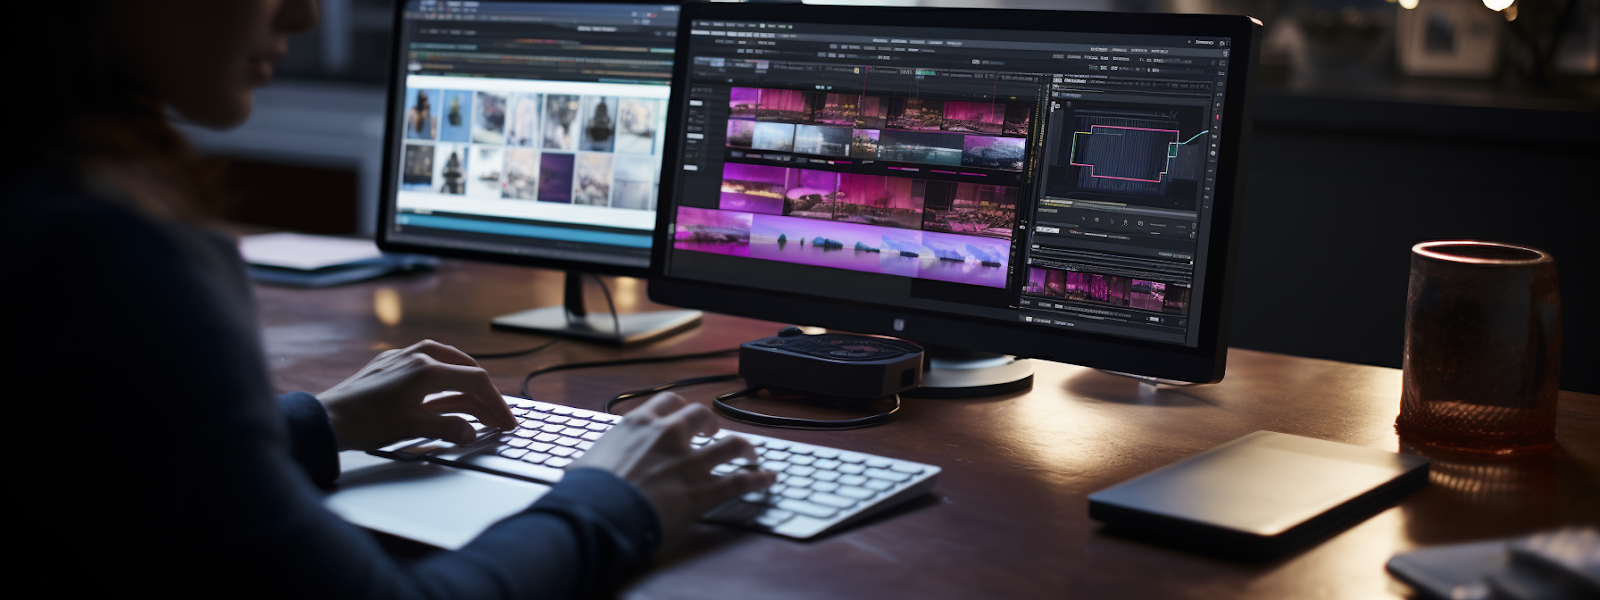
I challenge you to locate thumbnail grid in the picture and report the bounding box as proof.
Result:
[673,161,1021,289]
[1024,266,1190,315]
[725,88,1029,172]
[400,87,662,210]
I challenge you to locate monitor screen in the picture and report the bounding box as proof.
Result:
[653,5,1257,382]
[379,1,681,274]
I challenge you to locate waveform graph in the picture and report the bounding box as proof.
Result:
[1067,115,1206,194]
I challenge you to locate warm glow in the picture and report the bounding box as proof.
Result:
[1483,0,1514,10]
[374,288,402,326]
[1399,0,1419,9]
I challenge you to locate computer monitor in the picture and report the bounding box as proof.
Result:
[651,4,1259,389]
[376,0,698,344]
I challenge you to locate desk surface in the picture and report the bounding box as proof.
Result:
[258,261,1600,600]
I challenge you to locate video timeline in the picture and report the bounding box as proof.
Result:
[725,87,1030,172]
[1024,266,1190,315]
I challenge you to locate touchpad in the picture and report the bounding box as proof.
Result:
[326,451,551,551]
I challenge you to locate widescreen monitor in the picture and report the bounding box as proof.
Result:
[376,0,698,343]
[651,4,1260,385]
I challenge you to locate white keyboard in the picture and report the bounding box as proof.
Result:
[371,396,941,539]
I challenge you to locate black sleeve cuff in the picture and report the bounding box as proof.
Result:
[527,467,664,581]
[275,391,341,488]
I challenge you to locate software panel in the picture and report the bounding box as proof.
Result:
[654,6,1256,382]
[379,1,680,273]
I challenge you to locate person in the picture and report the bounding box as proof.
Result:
[8,1,772,597]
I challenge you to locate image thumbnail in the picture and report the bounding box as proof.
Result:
[962,135,1026,171]
[675,206,752,257]
[814,93,858,126]
[538,153,574,203]
[471,91,507,145]
[720,162,795,215]
[850,129,879,159]
[505,92,541,147]
[616,98,659,154]
[833,173,921,229]
[750,215,899,276]
[942,101,1003,135]
[917,230,1009,288]
[793,125,851,157]
[726,119,755,148]
[757,88,816,122]
[855,96,887,129]
[466,146,504,198]
[439,90,473,142]
[542,94,580,151]
[876,229,925,279]
[400,144,434,191]
[920,181,1018,239]
[728,87,761,120]
[502,148,539,200]
[1063,271,1130,305]
[1130,280,1166,312]
[465,146,505,199]
[1003,104,1033,136]
[887,97,944,131]
[405,88,440,140]
[1025,267,1048,295]
[578,96,618,152]
[572,152,614,206]
[778,169,842,219]
[1163,284,1191,313]
[878,130,962,166]
[432,143,469,195]
[752,122,796,152]
[611,154,657,210]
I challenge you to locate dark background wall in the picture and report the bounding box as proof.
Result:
[1229,92,1598,393]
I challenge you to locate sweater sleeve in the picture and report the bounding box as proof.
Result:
[275,391,342,488]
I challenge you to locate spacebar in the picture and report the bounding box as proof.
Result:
[455,455,566,484]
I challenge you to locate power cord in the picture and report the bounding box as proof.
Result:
[712,386,900,430]
[518,348,741,399]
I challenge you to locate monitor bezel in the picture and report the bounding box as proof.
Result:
[375,0,682,278]
[650,3,1260,383]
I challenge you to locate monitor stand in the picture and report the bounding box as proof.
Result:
[1098,369,1201,393]
[490,271,702,346]
[903,347,1034,399]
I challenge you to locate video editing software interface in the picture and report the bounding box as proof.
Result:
[664,18,1235,346]
[385,1,680,269]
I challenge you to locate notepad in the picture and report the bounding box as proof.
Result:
[1088,431,1430,559]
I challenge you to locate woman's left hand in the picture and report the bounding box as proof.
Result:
[318,340,516,451]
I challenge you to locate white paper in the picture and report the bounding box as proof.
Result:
[239,232,383,271]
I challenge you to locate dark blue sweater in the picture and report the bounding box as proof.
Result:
[7,172,659,598]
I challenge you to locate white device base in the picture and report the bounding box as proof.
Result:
[491,306,702,346]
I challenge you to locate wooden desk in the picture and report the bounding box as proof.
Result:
[258,261,1600,600]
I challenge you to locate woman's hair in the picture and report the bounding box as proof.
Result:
[23,2,222,217]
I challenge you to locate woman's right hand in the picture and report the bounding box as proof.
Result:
[571,393,775,539]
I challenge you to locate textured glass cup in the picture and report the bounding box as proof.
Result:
[1397,241,1561,454]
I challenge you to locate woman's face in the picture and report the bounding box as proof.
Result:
[110,0,318,128]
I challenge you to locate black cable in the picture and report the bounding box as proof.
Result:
[518,348,740,398]
[712,386,900,430]
[604,374,744,414]
[466,338,563,360]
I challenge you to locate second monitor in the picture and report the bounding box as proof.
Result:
[652,4,1260,387]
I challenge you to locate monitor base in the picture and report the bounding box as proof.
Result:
[1097,369,1201,394]
[490,271,702,346]
[491,306,702,346]
[904,349,1034,399]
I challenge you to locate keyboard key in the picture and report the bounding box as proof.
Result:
[786,477,815,488]
[586,422,609,431]
[551,407,575,415]
[764,451,792,461]
[765,440,791,451]
[789,455,817,466]
[576,441,593,451]
[527,442,555,453]
[769,484,788,494]
[836,486,876,500]
[787,445,814,455]
[498,448,529,459]
[812,470,841,482]
[864,479,894,491]
[761,461,790,473]
[545,456,573,468]
[813,448,840,459]
[838,464,866,475]
[540,424,565,433]
[543,416,569,425]
[535,432,560,443]
[515,429,540,439]
[776,499,838,519]
[812,481,840,493]
[581,431,604,441]
[505,438,531,449]
[549,447,577,457]
[866,458,892,468]
[891,463,925,474]
[814,459,842,470]
[786,466,817,478]
[713,464,739,475]
[781,488,812,500]
[865,468,911,482]
[838,474,868,486]
[808,493,859,509]
[556,437,581,447]
[523,452,551,464]
[741,491,770,504]
[562,427,587,437]
[839,452,866,464]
